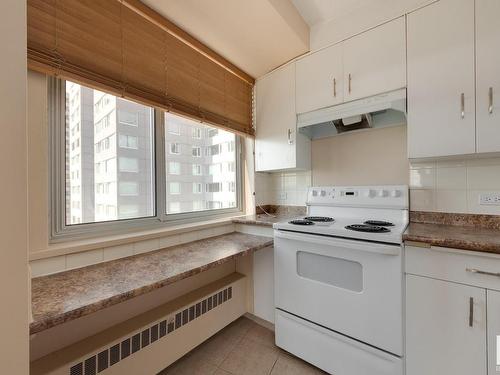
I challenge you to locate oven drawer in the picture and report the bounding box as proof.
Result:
[274,230,403,356]
[405,244,500,291]
[275,309,403,375]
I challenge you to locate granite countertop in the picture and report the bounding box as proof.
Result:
[31,232,273,335]
[404,222,500,254]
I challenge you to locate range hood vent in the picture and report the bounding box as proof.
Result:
[297,89,406,140]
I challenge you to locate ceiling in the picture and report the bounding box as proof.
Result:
[291,0,376,26]
[142,0,309,78]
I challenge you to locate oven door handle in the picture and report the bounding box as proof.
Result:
[274,230,400,256]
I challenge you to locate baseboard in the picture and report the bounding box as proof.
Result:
[244,312,275,332]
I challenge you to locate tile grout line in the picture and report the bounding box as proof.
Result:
[215,322,253,374]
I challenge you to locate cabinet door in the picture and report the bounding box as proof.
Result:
[476,0,500,153]
[296,43,343,114]
[255,64,296,172]
[488,290,500,375]
[407,0,475,158]
[342,17,406,102]
[406,275,487,375]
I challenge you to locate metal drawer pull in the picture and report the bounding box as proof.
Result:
[469,297,474,327]
[348,74,352,94]
[489,87,493,114]
[333,78,337,97]
[466,267,500,277]
[287,128,293,145]
[461,93,465,119]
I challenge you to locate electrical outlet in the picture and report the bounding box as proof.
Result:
[479,193,500,205]
[278,192,287,200]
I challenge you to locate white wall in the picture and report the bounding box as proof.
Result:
[310,0,435,50]
[255,126,408,206]
[0,0,29,372]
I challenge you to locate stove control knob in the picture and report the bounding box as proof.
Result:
[312,190,318,197]
[378,190,388,197]
[320,190,327,197]
[390,189,400,198]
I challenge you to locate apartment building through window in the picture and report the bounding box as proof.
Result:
[54,80,241,238]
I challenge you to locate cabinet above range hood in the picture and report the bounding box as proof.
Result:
[297,89,407,140]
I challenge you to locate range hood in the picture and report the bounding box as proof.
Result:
[297,89,407,140]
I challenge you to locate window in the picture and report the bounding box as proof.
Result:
[119,157,139,172]
[206,182,222,193]
[51,79,241,239]
[192,146,201,157]
[119,134,138,149]
[192,164,202,176]
[169,182,181,195]
[61,80,154,226]
[164,112,239,216]
[209,144,221,156]
[119,181,139,196]
[169,161,181,175]
[119,111,138,126]
[193,183,203,194]
[192,128,202,139]
[169,143,180,154]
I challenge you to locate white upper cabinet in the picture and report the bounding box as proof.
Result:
[407,0,476,158]
[476,0,500,153]
[255,63,310,172]
[296,43,343,114]
[343,17,406,102]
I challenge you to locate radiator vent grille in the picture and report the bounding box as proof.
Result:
[68,286,232,374]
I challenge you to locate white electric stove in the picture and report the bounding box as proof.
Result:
[273,185,409,375]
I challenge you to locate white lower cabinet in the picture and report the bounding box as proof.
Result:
[405,244,500,375]
[406,274,487,375]
[488,290,500,375]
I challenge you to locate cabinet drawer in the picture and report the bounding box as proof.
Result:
[406,245,500,291]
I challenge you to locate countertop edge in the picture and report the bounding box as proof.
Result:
[403,234,500,254]
[30,237,273,335]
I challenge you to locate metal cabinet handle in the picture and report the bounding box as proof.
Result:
[489,87,493,114]
[469,297,474,327]
[466,267,500,277]
[348,74,352,94]
[461,93,465,119]
[333,78,337,97]
[287,128,293,145]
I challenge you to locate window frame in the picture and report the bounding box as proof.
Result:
[49,78,244,242]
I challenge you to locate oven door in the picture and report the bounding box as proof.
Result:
[274,230,403,356]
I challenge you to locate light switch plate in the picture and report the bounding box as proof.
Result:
[479,193,500,205]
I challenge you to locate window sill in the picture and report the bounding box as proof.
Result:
[29,217,237,261]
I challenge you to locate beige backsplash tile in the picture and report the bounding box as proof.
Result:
[30,256,66,278]
[410,157,500,215]
[436,167,467,190]
[66,249,103,270]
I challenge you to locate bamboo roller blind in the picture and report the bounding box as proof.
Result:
[27,0,255,136]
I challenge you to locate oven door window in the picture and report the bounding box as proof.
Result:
[297,251,363,292]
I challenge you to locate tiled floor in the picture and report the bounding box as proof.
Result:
[158,316,327,375]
